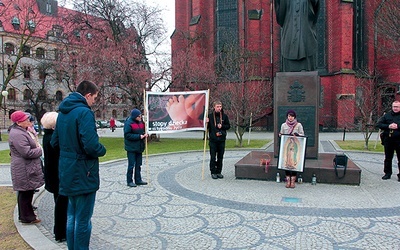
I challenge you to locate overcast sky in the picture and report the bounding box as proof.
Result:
[150,0,175,53]
[153,0,175,35]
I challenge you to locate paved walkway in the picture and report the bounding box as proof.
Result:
[2,132,400,249]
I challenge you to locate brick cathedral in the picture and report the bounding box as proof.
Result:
[171,0,400,131]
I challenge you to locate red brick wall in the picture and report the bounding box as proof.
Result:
[172,0,400,130]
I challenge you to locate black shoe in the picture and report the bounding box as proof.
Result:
[216,174,224,179]
[382,174,391,180]
[136,181,148,185]
[127,182,137,187]
[211,174,218,179]
[21,219,41,224]
[55,237,66,242]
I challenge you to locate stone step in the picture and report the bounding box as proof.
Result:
[235,151,361,185]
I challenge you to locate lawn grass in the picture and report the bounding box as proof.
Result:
[0,186,33,250]
[1,138,384,164]
[334,140,384,152]
[100,137,269,162]
[1,133,9,141]
[0,133,10,164]
[0,137,269,164]
[0,150,10,164]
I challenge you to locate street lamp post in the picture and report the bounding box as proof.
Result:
[1,90,8,141]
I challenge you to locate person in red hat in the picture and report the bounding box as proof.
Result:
[8,110,44,224]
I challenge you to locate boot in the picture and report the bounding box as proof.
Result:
[290,176,296,188]
[285,176,291,188]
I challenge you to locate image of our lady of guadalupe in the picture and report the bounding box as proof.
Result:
[283,136,301,170]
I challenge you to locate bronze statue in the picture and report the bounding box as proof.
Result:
[275,0,320,72]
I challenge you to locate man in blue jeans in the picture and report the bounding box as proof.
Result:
[51,81,106,249]
[124,109,148,187]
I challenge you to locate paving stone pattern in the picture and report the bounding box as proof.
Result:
[34,149,400,250]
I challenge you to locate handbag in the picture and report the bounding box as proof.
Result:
[333,154,348,179]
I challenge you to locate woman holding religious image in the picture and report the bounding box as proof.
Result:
[279,110,304,188]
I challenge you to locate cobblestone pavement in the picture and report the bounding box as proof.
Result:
[3,132,400,249]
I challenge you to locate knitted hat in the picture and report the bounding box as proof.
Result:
[286,109,297,118]
[41,112,59,129]
[130,109,141,118]
[11,110,29,123]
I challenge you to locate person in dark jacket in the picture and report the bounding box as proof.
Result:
[124,109,148,187]
[377,100,400,181]
[51,80,106,250]
[41,111,68,242]
[207,101,230,179]
[8,110,44,224]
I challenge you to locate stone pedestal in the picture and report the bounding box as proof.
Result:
[234,151,361,185]
[274,71,320,159]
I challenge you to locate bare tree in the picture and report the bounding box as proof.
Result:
[354,69,382,149]
[215,46,273,147]
[375,0,400,56]
[0,0,58,106]
[171,30,273,146]
[172,48,218,91]
[368,0,400,81]
[63,0,170,99]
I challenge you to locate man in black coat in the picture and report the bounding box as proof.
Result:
[377,100,400,181]
[207,101,230,179]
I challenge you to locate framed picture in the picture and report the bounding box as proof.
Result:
[278,135,307,172]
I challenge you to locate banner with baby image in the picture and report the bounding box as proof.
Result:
[145,91,209,133]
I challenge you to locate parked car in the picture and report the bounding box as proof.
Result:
[96,120,110,128]
[114,120,124,127]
